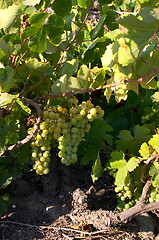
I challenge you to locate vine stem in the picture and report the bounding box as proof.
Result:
[34,68,159,101]
[0,97,41,157]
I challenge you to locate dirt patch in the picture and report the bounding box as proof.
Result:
[1,153,159,240]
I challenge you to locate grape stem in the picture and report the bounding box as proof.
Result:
[33,68,159,101]
[141,153,159,183]
[0,97,42,157]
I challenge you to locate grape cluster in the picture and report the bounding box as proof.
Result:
[148,188,159,203]
[29,97,104,175]
[115,185,135,211]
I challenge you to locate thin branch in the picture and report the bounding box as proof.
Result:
[16,48,30,67]
[0,220,108,236]
[20,70,33,95]
[139,57,154,72]
[34,68,159,101]
[141,153,159,182]
[0,97,41,157]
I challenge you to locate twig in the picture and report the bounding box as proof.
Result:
[21,70,33,95]
[62,233,73,240]
[139,57,154,72]
[0,97,41,157]
[34,68,159,101]
[141,153,159,182]
[0,220,108,236]
[16,48,30,67]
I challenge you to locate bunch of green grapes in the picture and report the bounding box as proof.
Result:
[29,97,104,175]
[115,185,136,211]
[148,187,159,203]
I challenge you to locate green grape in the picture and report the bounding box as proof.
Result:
[120,196,125,201]
[115,187,120,193]
[43,168,49,174]
[71,118,77,125]
[43,110,49,119]
[62,129,68,135]
[32,152,37,158]
[90,108,97,116]
[125,203,130,209]
[156,194,159,202]
[149,197,155,203]
[43,151,50,158]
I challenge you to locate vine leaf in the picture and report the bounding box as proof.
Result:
[52,0,72,17]
[115,166,129,188]
[77,65,91,89]
[23,0,41,6]
[0,66,15,92]
[47,14,65,44]
[0,3,20,29]
[0,93,17,108]
[76,0,93,8]
[127,157,140,172]
[91,153,103,183]
[139,142,150,159]
[116,126,150,155]
[151,92,159,102]
[16,99,31,115]
[148,134,159,152]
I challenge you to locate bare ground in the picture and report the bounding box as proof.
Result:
[1,153,159,240]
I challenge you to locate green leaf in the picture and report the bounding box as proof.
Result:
[117,37,139,66]
[116,130,133,154]
[0,168,12,189]
[91,153,103,182]
[0,49,5,60]
[80,145,98,165]
[149,134,159,152]
[23,0,41,6]
[77,65,90,89]
[0,93,17,108]
[0,194,10,216]
[59,59,79,78]
[107,151,127,170]
[90,14,106,40]
[127,157,140,172]
[151,92,159,102]
[16,99,31,115]
[52,0,72,17]
[139,142,150,159]
[0,39,14,59]
[0,66,15,92]
[0,127,7,154]
[29,12,48,25]
[115,166,129,188]
[25,58,50,72]
[28,26,47,53]
[116,126,150,155]
[76,0,93,8]
[0,4,20,29]
[47,14,64,44]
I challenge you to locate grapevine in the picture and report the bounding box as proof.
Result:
[30,97,104,175]
[0,0,159,221]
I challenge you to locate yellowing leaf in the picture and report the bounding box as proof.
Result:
[139,142,150,159]
[149,134,159,152]
[0,4,20,29]
[127,157,140,172]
